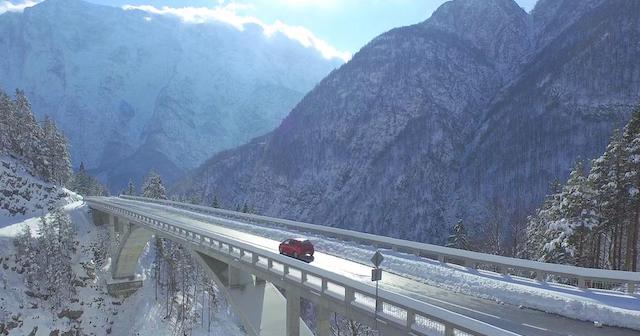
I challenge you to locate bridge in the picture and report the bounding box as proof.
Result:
[86,196,640,336]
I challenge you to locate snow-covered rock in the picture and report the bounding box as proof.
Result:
[0,0,342,192]
[0,155,76,225]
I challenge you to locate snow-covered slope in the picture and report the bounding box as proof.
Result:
[0,201,244,335]
[0,155,77,225]
[0,0,342,192]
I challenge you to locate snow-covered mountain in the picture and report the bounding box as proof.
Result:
[0,0,342,192]
[178,0,640,244]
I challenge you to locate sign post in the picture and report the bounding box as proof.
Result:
[371,251,384,333]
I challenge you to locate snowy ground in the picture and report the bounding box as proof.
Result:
[0,200,245,336]
[115,198,640,331]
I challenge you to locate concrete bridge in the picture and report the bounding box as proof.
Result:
[86,196,640,336]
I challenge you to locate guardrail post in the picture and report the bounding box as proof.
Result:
[464,259,476,269]
[406,309,415,330]
[444,325,455,336]
[536,271,546,282]
[345,288,355,304]
[628,282,636,294]
[438,255,446,263]
[578,278,588,289]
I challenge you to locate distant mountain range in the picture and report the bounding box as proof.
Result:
[0,0,341,192]
[178,0,640,244]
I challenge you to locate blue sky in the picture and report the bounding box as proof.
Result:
[2,0,538,60]
[86,0,538,56]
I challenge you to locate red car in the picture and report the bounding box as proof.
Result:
[279,238,314,259]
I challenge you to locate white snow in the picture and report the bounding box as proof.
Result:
[0,200,244,335]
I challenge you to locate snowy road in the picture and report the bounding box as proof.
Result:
[103,197,639,336]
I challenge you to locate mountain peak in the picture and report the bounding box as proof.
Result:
[424,0,532,75]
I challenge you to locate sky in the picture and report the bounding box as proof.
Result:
[1,0,539,60]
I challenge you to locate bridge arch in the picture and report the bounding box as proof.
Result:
[111,222,154,280]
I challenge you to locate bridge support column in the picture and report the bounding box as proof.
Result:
[228,265,252,288]
[286,288,301,336]
[316,305,331,336]
[91,210,109,226]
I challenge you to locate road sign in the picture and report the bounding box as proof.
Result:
[371,268,382,281]
[371,251,384,267]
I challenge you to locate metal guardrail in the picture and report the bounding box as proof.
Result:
[87,197,520,336]
[119,195,640,293]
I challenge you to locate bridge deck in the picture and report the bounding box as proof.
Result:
[99,197,640,336]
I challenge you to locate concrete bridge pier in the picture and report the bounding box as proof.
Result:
[192,252,313,336]
[103,213,152,297]
[286,288,301,336]
[315,304,331,336]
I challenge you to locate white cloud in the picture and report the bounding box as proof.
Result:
[0,0,40,14]
[123,3,351,62]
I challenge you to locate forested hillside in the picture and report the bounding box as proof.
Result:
[178,0,640,255]
[525,105,640,271]
[0,89,72,216]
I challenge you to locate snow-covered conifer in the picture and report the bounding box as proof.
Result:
[142,171,167,200]
[446,219,470,250]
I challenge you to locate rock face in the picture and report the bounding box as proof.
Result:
[180,0,640,244]
[0,0,341,191]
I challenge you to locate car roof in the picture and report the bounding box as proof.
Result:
[291,237,309,242]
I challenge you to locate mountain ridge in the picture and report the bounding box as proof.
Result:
[177,0,640,245]
[0,0,341,192]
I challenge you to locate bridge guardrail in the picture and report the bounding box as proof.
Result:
[118,195,640,293]
[87,197,520,336]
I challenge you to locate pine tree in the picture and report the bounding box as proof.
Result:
[40,116,72,184]
[211,196,220,208]
[622,106,640,271]
[588,130,627,269]
[13,90,43,166]
[523,181,563,260]
[542,161,598,266]
[0,89,13,153]
[142,171,167,200]
[127,180,136,196]
[446,219,470,250]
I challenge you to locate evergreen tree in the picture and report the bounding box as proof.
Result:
[0,89,13,153]
[127,179,136,196]
[13,90,42,164]
[446,219,470,250]
[211,195,220,208]
[523,181,563,260]
[69,162,109,196]
[622,106,640,271]
[542,161,598,266]
[588,130,627,269]
[41,116,72,185]
[142,171,167,200]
